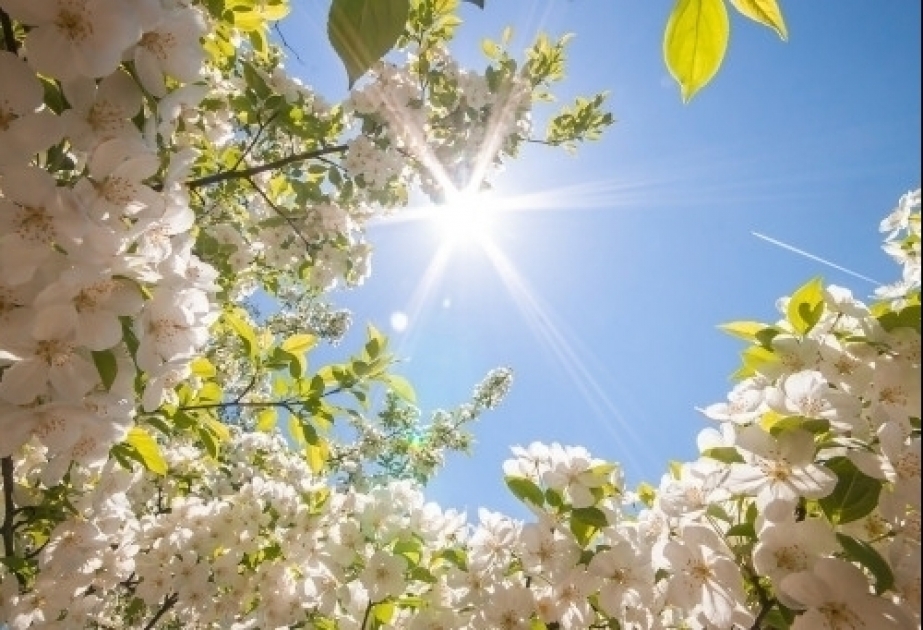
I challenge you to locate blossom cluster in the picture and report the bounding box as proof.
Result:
[0,0,219,472]
[0,0,917,628]
[2,194,918,629]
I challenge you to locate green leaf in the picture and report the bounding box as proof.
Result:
[481,38,501,59]
[819,457,882,524]
[223,308,259,359]
[305,438,329,474]
[281,333,317,355]
[385,374,416,404]
[726,522,756,539]
[702,446,744,464]
[372,600,395,625]
[663,0,730,102]
[462,0,485,7]
[836,533,895,595]
[728,0,788,40]
[328,0,410,87]
[434,547,467,570]
[505,476,545,507]
[393,539,422,566]
[571,506,609,528]
[787,276,825,335]
[125,427,167,475]
[569,512,601,547]
[877,303,921,333]
[91,349,118,391]
[636,482,657,507]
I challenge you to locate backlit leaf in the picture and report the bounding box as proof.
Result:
[663,0,730,102]
[787,276,825,334]
[729,0,788,40]
[328,0,410,87]
[126,427,167,475]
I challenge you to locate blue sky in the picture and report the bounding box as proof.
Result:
[281,2,921,517]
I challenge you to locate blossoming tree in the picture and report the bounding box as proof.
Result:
[0,0,920,629]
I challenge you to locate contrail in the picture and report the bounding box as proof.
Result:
[752,232,881,285]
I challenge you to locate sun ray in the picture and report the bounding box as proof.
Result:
[393,243,453,356]
[480,239,662,477]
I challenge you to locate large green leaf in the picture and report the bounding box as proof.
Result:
[504,476,544,507]
[328,0,410,87]
[819,457,882,524]
[836,533,894,595]
[663,0,730,102]
[729,0,788,40]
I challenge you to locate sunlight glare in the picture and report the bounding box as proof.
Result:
[432,188,497,245]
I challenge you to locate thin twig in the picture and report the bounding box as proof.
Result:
[246,176,313,249]
[180,400,297,413]
[1,457,16,559]
[230,111,279,173]
[273,23,304,65]
[186,144,348,189]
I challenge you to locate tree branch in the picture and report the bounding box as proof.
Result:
[0,8,17,54]
[246,176,313,249]
[179,400,297,412]
[143,593,178,630]
[2,457,16,559]
[185,144,348,189]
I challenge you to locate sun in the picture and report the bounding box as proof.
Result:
[431,187,498,246]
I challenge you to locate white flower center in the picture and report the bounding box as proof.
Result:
[818,602,864,629]
[16,205,56,244]
[36,338,75,367]
[55,2,94,44]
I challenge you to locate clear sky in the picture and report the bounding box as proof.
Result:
[280,2,921,518]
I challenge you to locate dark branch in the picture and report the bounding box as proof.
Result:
[0,8,17,54]
[230,111,279,174]
[180,400,297,412]
[143,593,179,630]
[246,176,313,250]
[2,457,16,558]
[185,144,348,189]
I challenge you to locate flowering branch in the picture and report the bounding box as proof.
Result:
[185,144,348,189]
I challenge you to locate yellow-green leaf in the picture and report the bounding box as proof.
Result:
[190,357,217,378]
[385,374,416,404]
[305,438,330,474]
[205,415,231,443]
[126,427,167,475]
[718,320,770,341]
[663,0,730,102]
[289,415,306,446]
[281,333,317,355]
[256,408,277,432]
[787,276,825,334]
[224,308,259,359]
[481,38,501,59]
[728,0,788,40]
